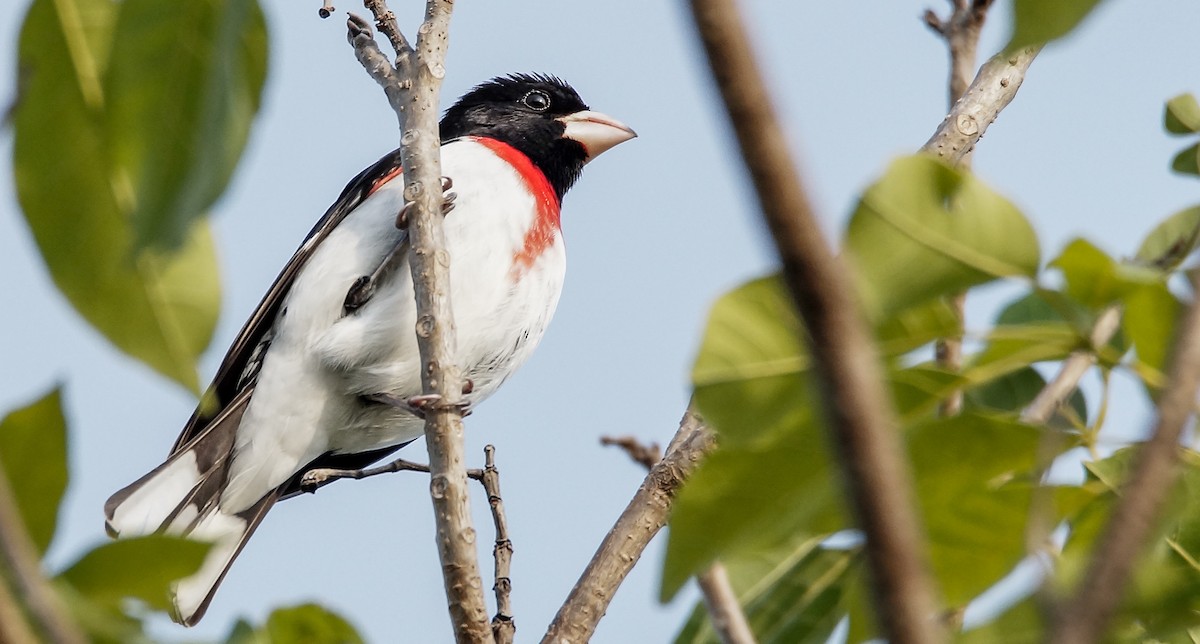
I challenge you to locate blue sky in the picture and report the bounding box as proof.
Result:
[2,1,1198,641]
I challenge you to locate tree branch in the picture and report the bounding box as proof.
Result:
[923,45,1041,165]
[0,460,86,644]
[1050,273,1200,643]
[923,0,995,417]
[541,410,716,643]
[346,2,491,641]
[1021,305,1121,425]
[696,563,757,644]
[479,446,515,644]
[686,0,943,641]
[601,434,755,644]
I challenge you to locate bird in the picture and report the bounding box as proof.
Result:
[103,73,636,626]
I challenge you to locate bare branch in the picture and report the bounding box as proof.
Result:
[345,1,490,640]
[0,460,86,644]
[601,433,755,644]
[923,46,1041,165]
[600,435,662,470]
[542,410,716,643]
[686,0,943,641]
[923,0,995,105]
[478,446,515,644]
[696,563,757,644]
[1050,272,1200,643]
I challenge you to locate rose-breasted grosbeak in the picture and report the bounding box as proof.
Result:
[104,73,635,625]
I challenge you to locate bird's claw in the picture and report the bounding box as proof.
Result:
[365,392,472,419]
[346,13,373,40]
[395,176,457,229]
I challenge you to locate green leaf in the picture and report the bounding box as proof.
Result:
[1007,0,1107,51]
[1124,283,1183,376]
[1136,206,1200,270]
[664,381,844,600]
[674,539,859,644]
[844,155,1039,322]
[106,0,267,251]
[909,413,1042,607]
[1173,143,1200,178]
[264,604,364,644]
[1166,93,1200,135]
[964,366,1087,427]
[0,387,68,554]
[1051,238,1162,309]
[56,535,210,611]
[13,0,223,392]
[964,322,1082,386]
[875,298,962,358]
[691,276,807,393]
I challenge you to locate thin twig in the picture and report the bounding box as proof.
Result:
[600,435,662,470]
[347,1,491,641]
[0,563,39,644]
[922,0,995,417]
[1050,272,1200,643]
[601,433,755,644]
[687,0,943,641]
[479,446,515,644]
[542,410,717,643]
[0,460,86,644]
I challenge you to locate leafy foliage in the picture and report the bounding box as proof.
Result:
[11,0,267,392]
[225,604,366,644]
[670,95,1200,641]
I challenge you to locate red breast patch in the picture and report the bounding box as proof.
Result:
[472,137,562,280]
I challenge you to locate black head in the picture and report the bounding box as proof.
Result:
[439,73,634,201]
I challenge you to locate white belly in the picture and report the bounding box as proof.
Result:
[220,140,565,511]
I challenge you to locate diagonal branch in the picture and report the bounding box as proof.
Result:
[923,45,1041,165]
[345,1,491,641]
[1050,272,1200,643]
[601,434,755,644]
[541,410,716,643]
[686,1,943,641]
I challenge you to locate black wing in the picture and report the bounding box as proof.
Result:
[169,149,407,454]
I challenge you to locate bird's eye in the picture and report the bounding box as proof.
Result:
[522,90,551,112]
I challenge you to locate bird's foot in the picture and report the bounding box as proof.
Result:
[365,391,472,419]
[395,176,456,229]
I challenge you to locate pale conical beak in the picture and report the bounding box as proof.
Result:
[559,110,637,161]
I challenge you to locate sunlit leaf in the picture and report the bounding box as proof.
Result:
[13,0,224,392]
[1123,283,1183,376]
[56,535,210,611]
[0,387,68,554]
[106,0,267,251]
[1166,93,1200,135]
[845,155,1039,322]
[1007,0,1107,51]
[909,413,1043,607]
[1051,239,1161,310]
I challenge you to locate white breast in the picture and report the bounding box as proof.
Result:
[220,140,567,510]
